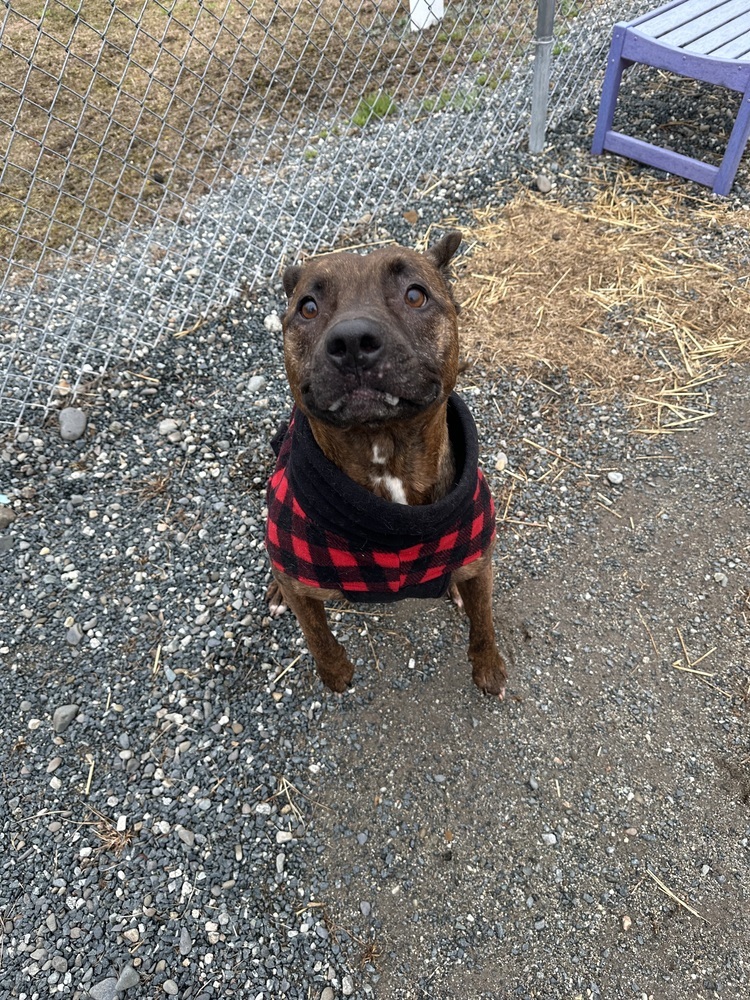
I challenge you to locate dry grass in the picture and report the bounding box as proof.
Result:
[87,806,135,854]
[643,867,708,922]
[456,172,750,432]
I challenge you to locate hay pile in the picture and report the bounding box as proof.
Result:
[453,173,750,432]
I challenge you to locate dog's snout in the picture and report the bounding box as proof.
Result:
[325,318,384,372]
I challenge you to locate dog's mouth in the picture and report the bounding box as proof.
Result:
[327,388,400,413]
[304,383,440,425]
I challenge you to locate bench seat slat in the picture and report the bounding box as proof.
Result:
[637,0,736,36]
[657,0,750,47]
[711,30,750,56]
[629,0,708,29]
[676,9,750,55]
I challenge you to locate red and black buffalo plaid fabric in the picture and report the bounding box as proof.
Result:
[265,393,496,603]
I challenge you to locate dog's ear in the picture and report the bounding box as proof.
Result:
[282,264,302,298]
[425,230,462,270]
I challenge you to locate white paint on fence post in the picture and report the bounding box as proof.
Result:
[409,0,444,32]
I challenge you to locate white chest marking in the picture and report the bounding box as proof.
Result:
[371,443,408,503]
[373,473,409,505]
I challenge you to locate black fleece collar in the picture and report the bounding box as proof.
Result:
[285,393,481,551]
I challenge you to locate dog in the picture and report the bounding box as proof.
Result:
[265,231,507,698]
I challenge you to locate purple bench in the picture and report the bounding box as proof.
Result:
[591,0,750,195]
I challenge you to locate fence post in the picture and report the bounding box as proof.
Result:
[530,0,556,153]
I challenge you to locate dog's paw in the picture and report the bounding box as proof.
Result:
[265,580,288,618]
[472,654,508,700]
[318,656,355,693]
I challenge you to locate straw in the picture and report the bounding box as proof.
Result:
[456,171,749,432]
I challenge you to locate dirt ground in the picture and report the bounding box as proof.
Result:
[308,370,750,998]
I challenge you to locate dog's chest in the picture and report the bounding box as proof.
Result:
[369,442,408,505]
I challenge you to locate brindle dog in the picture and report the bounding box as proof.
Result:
[266,232,507,698]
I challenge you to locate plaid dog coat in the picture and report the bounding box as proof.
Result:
[265,393,496,602]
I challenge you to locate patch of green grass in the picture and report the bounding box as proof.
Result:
[476,73,500,90]
[311,126,342,142]
[434,23,468,42]
[559,0,583,17]
[352,91,397,127]
[421,88,480,114]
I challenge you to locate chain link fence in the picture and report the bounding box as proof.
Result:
[1,0,649,433]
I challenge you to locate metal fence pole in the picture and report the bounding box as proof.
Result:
[530,0,556,152]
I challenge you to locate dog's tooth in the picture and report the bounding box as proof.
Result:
[384,394,399,406]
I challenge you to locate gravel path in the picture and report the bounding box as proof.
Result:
[2,90,749,999]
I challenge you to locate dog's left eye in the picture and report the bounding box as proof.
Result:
[404,285,427,308]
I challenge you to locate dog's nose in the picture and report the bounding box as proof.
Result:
[325,318,384,372]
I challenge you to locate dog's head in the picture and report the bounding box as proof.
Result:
[280,232,462,428]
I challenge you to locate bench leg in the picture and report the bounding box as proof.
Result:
[592,26,631,155]
[713,88,750,196]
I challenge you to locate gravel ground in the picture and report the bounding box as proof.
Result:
[2,84,750,1000]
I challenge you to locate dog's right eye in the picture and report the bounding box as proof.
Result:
[299,298,318,320]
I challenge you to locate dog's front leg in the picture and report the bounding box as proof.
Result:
[454,558,507,699]
[275,581,355,693]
